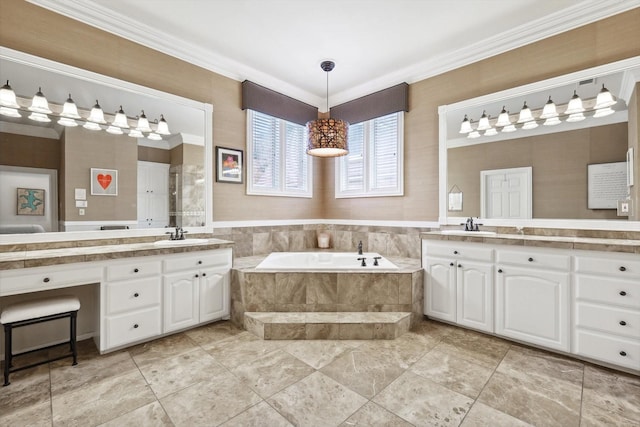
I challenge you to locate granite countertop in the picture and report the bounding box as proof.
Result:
[421,231,640,254]
[0,238,235,270]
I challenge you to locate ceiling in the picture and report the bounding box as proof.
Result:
[26,0,640,110]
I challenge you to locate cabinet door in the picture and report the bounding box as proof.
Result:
[163,271,199,332]
[456,260,493,332]
[496,266,570,351]
[199,267,229,322]
[424,257,456,322]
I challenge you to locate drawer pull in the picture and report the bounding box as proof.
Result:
[457,264,462,268]
[134,292,139,298]
[528,257,534,262]
[619,320,627,326]
[620,351,627,357]
[202,273,207,277]
[134,268,139,273]
[619,266,626,272]
[198,260,203,265]
[498,269,503,273]
[195,274,199,278]
[43,277,50,283]
[133,324,139,329]
[449,262,454,266]
[620,291,627,296]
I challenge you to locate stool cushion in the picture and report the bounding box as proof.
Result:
[0,295,80,324]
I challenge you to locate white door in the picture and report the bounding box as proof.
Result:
[456,260,493,332]
[163,271,199,332]
[495,266,570,351]
[481,167,532,219]
[425,257,456,322]
[199,268,229,322]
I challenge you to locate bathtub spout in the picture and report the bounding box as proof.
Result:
[357,241,363,255]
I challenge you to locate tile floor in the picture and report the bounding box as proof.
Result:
[1,319,639,427]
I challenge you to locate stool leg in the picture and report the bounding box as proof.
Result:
[3,324,11,386]
[70,311,78,366]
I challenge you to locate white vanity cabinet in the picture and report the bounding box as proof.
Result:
[163,248,232,333]
[423,241,494,332]
[573,251,640,371]
[495,247,571,352]
[101,258,163,350]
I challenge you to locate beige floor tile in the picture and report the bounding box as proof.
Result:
[231,349,314,398]
[373,371,474,427]
[220,401,293,427]
[320,348,405,399]
[0,364,50,416]
[184,320,244,346]
[160,373,262,427]
[207,335,290,369]
[356,330,440,369]
[138,348,228,398]
[0,400,52,427]
[497,345,584,387]
[50,350,138,396]
[339,401,414,426]
[268,371,368,426]
[52,369,156,427]
[201,330,260,352]
[580,402,640,427]
[581,364,640,422]
[97,401,173,427]
[478,370,581,427]
[460,402,532,426]
[284,340,353,369]
[129,332,200,367]
[439,328,511,369]
[411,346,494,398]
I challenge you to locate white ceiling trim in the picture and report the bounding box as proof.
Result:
[27,0,640,109]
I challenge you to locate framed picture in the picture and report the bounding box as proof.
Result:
[17,188,45,215]
[216,146,243,183]
[91,168,118,196]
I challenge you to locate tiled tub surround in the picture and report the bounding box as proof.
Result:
[231,255,424,339]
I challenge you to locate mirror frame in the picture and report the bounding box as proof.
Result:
[0,47,213,243]
[439,55,640,231]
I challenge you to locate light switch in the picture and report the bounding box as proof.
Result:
[79,208,85,216]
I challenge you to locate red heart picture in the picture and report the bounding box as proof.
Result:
[97,174,112,190]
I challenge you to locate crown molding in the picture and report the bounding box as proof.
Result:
[28,0,640,107]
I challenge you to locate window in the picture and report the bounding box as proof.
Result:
[246,110,312,197]
[336,112,403,198]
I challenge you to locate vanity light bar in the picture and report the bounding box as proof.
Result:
[0,81,171,139]
[459,86,617,138]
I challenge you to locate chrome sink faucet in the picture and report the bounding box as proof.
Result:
[166,226,188,240]
[461,217,483,231]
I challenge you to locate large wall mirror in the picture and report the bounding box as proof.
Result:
[0,48,213,243]
[439,56,640,230]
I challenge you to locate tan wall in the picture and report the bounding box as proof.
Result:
[448,123,628,219]
[61,127,137,221]
[0,132,60,170]
[630,84,640,221]
[138,146,171,164]
[2,0,640,223]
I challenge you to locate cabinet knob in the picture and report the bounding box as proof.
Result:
[619,266,627,272]
[449,262,454,266]
[619,320,627,326]
[202,273,207,277]
[43,277,50,283]
[620,291,627,296]
[498,269,503,273]
[133,324,139,329]
[134,292,139,298]
[528,257,534,262]
[134,268,139,273]
[620,351,627,357]
[453,250,458,255]
[195,274,199,278]
[457,264,462,268]
[198,260,203,265]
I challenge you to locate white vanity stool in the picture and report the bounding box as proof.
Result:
[1,295,80,386]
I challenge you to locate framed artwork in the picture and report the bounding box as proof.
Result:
[17,188,45,215]
[91,168,118,196]
[216,146,243,183]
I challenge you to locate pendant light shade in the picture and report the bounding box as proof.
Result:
[564,90,584,114]
[147,132,163,141]
[495,107,511,127]
[467,130,481,139]
[484,127,498,136]
[112,105,129,128]
[58,117,78,127]
[459,114,473,133]
[28,112,51,123]
[306,61,349,157]
[106,125,123,135]
[87,100,106,124]
[136,110,152,132]
[477,110,491,131]
[517,102,534,123]
[156,114,170,135]
[594,84,616,109]
[128,129,144,138]
[60,94,81,119]
[0,106,21,118]
[29,87,52,114]
[593,107,615,118]
[502,123,517,133]
[0,80,20,108]
[540,96,558,119]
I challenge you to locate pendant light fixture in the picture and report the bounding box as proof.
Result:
[0,80,20,108]
[136,110,152,133]
[83,99,106,130]
[459,114,472,134]
[306,60,349,157]
[477,110,491,131]
[156,114,170,135]
[594,84,616,109]
[28,87,52,114]
[112,105,129,128]
[495,106,511,128]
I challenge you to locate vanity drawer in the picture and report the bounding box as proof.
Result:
[575,302,640,339]
[574,275,640,309]
[106,307,162,349]
[424,243,493,262]
[106,259,162,281]
[496,249,570,271]
[575,255,640,278]
[574,329,640,371]
[163,249,232,273]
[0,264,103,296]
[105,277,161,315]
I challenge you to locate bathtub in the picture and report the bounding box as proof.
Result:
[255,252,399,271]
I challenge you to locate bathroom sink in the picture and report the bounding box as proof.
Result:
[153,238,209,246]
[440,230,497,237]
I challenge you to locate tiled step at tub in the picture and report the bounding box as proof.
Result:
[244,311,411,340]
